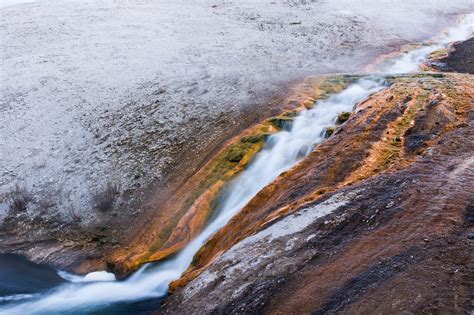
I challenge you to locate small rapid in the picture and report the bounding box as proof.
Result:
[1,12,473,315]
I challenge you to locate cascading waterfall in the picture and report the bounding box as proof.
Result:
[2,79,385,315]
[1,12,472,315]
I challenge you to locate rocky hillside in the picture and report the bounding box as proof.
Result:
[160,44,474,313]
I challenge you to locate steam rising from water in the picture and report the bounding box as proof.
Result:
[1,12,473,315]
[380,13,474,74]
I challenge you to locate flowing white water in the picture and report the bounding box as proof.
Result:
[379,13,474,74]
[1,78,384,315]
[2,12,473,315]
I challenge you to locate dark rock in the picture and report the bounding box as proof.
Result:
[226,149,244,163]
[428,99,440,108]
[336,112,351,124]
[269,116,293,130]
[440,37,474,74]
[325,127,335,138]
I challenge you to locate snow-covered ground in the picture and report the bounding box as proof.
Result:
[1,0,473,222]
[0,0,35,8]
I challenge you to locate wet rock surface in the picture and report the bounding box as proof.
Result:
[162,72,474,314]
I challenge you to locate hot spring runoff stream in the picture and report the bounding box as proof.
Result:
[1,12,473,315]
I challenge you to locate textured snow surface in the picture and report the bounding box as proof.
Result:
[0,0,35,8]
[1,0,473,219]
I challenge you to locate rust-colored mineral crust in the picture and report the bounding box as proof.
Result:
[162,72,474,314]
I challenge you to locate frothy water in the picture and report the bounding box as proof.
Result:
[1,12,473,315]
[57,271,116,283]
[379,13,474,74]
